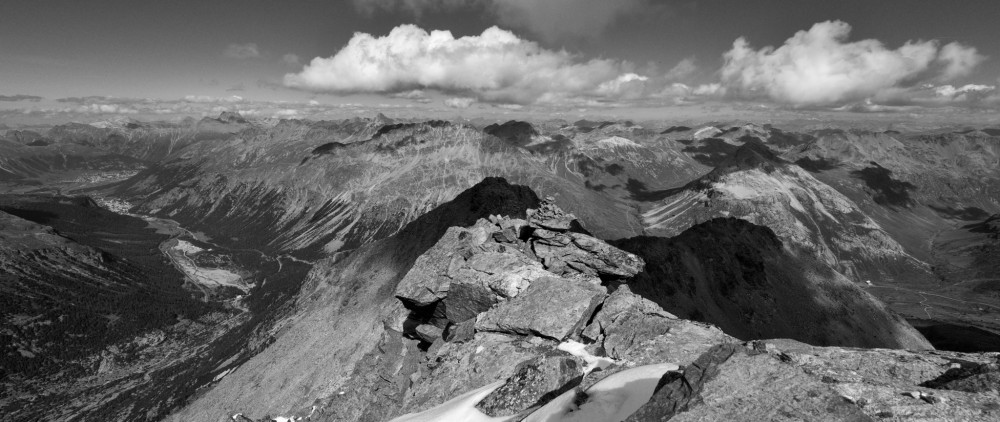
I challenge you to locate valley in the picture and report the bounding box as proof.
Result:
[2,113,999,421]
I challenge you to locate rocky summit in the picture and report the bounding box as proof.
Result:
[217,192,997,422]
[3,114,1000,422]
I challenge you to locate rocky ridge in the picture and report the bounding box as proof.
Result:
[220,190,1000,422]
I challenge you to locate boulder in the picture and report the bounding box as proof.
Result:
[395,226,491,307]
[582,286,679,359]
[442,318,476,343]
[475,352,584,417]
[476,276,606,340]
[442,282,498,323]
[531,229,645,279]
[414,324,443,344]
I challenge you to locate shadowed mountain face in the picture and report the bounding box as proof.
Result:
[167,177,543,421]
[6,115,1000,421]
[612,218,930,349]
[613,218,930,350]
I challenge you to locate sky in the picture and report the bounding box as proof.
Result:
[2,0,999,124]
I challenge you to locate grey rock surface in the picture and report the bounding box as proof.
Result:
[476,276,606,340]
[475,352,584,417]
[532,229,645,279]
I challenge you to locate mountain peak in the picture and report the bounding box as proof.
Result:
[708,139,784,177]
[484,120,538,147]
[217,111,247,124]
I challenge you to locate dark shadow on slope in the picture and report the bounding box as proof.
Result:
[850,162,917,208]
[930,205,992,222]
[661,126,691,134]
[612,217,926,349]
[627,141,784,202]
[963,214,1000,235]
[484,121,537,147]
[794,157,840,173]
[766,128,815,149]
[682,138,739,167]
[908,320,1000,353]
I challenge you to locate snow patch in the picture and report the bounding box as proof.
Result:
[693,126,722,140]
[387,381,510,422]
[523,362,680,421]
[557,340,615,373]
[595,136,639,148]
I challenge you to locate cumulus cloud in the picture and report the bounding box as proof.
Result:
[285,24,636,104]
[720,20,986,106]
[934,84,995,98]
[443,97,476,108]
[351,0,648,42]
[0,94,43,102]
[224,43,262,59]
[664,58,698,81]
[595,73,649,99]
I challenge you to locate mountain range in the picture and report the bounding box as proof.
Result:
[2,113,999,421]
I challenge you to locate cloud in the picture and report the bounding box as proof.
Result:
[664,58,698,81]
[720,20,986,106]
[391,89,428,100]
[183,95,245,103]
[224,43,262,59]
[933,84,995,98]
[595,73,649,99]
[443,97,475,108]
[0,94,42,102]
[56,96,114,103]
[285,24,636,104]
[351,0,649,42]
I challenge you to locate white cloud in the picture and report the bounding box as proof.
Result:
[443,97,475,108]
[351,0,648,42]
[720,20,986,106]
[933,84,995,98]
[664,58,698,81]
[693,83,726,96]
[224,43,262,59]
[595,73,649,99]
[391,89,428,100]
[285,24,635,104]
[938,43,985,81]
[183,95,245,103]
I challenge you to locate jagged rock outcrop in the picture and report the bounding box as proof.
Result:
[185,178,1000,422]
[474,351,584,417]
[475,276,606,340]
[394,197,644,341]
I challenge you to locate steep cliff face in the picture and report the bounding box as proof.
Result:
[638,141,930,288]
[168,182,953,422]
[614,217,931,350]
[166,178,543,421]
